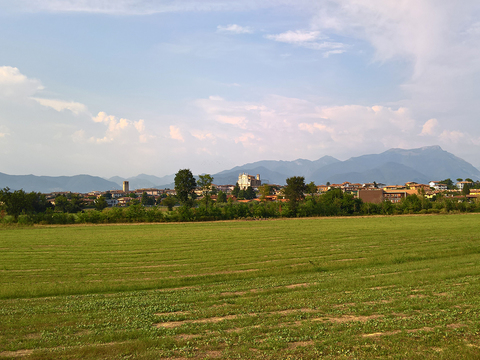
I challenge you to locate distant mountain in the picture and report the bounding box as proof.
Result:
[0,173,120,193]
[310,146,480,185]
[108,174,176,189]
[2,146,479,192]
[212,156,340,185]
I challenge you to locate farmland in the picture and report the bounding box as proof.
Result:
[1,214,480,359]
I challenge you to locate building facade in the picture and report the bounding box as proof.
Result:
[238,173,261,190]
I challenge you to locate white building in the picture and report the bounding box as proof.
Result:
[238,173,261,190]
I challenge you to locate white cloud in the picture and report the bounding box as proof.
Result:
[31,97,88,115]
[169,125,184,142]
[0,66,43,98]
[265,29,346,55]
[191,130,215,141]
[420,118,439,136]
[90,111,147,143]
[266,30,321,44]
[217,24,253,34]
[215,115,247,128]
[439,130,466,143]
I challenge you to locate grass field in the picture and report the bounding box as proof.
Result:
[1,214,480,359]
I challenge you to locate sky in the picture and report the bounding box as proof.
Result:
[1,0,480,178]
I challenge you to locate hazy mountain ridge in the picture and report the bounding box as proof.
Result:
[1,146,479,192]
[0,173,120,193]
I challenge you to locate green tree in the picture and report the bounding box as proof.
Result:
[162,196,176,211]
[0,188,27,220]
[68,194,85,213]
[462,184,471,197]
[306,181,317,198]
[55,195,69,213]
[439,178,455,190]
[95,196,108,211]
[259,184,272,201]
[0,188,51,220]
[284,176,307,215]
[103,191,112,200]
[232,183,240,198]
[141,192,155,206]
[237,189,246,200]
[174,169,197,207]
[198,174,214,207]
[245,186,256,200]
[217,191,227,203]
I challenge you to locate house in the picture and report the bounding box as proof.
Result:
[429,181,448,191]
[358,189,384,204]
[117,197,132,206]
[110,190,126,199]
[457,181,474,190]
[408,183,430,192]
[238,173,261,190]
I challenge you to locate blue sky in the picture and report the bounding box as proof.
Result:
[1,1,480,178]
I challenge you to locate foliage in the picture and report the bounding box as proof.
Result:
[197,174,214,207]
[174,169,197,207]
[216,190,227,203]
[0,187,51,220]
[283,176,307,215]
[95,196,108,211]
[162,196,176,211]
[141,191,155,206]
[231,182,240,198]
[244,185,256,200]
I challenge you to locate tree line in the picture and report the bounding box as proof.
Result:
[1,169,479,225]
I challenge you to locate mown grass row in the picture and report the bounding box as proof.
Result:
[1,214,480,359]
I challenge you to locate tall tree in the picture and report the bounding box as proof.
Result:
[245,186,256,200]
[232,182,240,198]
[284,176,307,214]
[95,196,108,211]
[174,169,197,207]
[306,181,317,198]
[217,191,227,203]
[198,174,214,207]
[259,184,272,201]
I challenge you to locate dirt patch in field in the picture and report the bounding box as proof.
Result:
[155,311,190,316]
[272,308,316,315]
[220,291,247,296]
[315,314,382,323]
[363,299,393,305]
[204,350,222,358]
[285,283,310,289]
[0,350,34,358]
[333,303,356,308]
[408,294,426,298]
[154,315,240,328]
[288,341,314,349]
[369,285,396,290]
[363,330,401,337]
[362,323,465,338]
[175,334,201,340]
[335,258,366,262]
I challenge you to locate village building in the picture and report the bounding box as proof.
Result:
[238,173,261,190]
[429,181,448,191]
[457,181,474,190]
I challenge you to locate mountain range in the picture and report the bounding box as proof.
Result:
[1,146,479,192]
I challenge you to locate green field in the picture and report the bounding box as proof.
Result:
[1,214,480,359]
